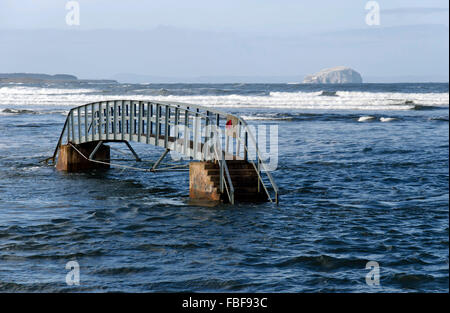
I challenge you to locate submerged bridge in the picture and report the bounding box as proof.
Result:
[45,100,278,205]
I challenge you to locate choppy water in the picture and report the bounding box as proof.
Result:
[0,82,448,292]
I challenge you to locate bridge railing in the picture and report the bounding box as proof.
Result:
[46,100,278,204]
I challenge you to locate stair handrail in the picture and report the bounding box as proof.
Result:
[210,137,235,204]
[156,100,279,204]
[234,126,279,204]
[42,112,70,164]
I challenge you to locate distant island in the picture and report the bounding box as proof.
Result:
[0,73,117,84]
[303,66,363,84]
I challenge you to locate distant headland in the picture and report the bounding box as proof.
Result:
[0,73,117,84]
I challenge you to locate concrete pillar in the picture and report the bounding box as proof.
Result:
[56,142,110,172]
[189,160,268,204]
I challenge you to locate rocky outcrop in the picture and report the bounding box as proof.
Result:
[0,73,118,84]
[303,66,363,84]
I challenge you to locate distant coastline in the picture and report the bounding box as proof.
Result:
[0,73,117,84]
[1,72,448,85]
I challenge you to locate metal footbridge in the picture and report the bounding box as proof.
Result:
[45,100,278,204]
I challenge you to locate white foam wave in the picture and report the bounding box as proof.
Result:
[0,86,99,95]
[358,116,376,122]
[0,86,448,111]
[240,115,293,121]
[380,117,397,122]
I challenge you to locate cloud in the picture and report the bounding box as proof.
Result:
[382,7,449,15]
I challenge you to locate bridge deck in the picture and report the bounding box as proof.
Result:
[46,100,277,204]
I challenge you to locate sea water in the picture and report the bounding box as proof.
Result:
[0,82,448,292]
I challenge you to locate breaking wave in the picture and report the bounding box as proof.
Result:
[0,85,448,111]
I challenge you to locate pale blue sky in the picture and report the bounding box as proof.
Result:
[0,0,448,32]
[0,0,448,81]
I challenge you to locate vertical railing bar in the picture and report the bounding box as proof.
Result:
[155,104,160,146]
[216,114,221,157]
[70,110,75,143]
[174,107,179,152]
[77,107,81,144]
[158,105,162,137]
[98,102,102,141]
[142,103,145,138]
[150,103,154,137]
[168,107,171,138]
[113,101,118,140]
[193,112,198,159]
[84,105,88,143]
[220,149,224,193]
[135,103,138,136]
[138,101,142,142]
[197,108,200,159]
[164,106,169,148]
[121,101,125,140]
[146,102,151,144]
[204,111,210,161]
[129,101,134,141]
[184,109,189,156]
[106,101,110,140]
[91,103,95,141]
[118,102,121,134]
[67,111,71,143]
[244,129,248,161]
[236,121,241,158]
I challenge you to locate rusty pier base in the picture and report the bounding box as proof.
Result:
[56,142,110,172]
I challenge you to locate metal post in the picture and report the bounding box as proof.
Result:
[113,101,118,140]
[98,102,102,140]
[155,104,160,146]
[106,102,110,140]
[84,105,88,142]
[138,101,142,142]
[220,151,224,193]
[164,106,169,148]
[184,110,189,156]
[193,115,198,160]
[174,107,179,152]
[67,113,71,143]
[150,103,154,136]
[91,104,95,141]
[70,110,75,142]
[146,102,151,144]
[244,130,248,161]
[77,107,81,144]
[129,101,134,141]
[204,111,210,161]
[121,101,125,140]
